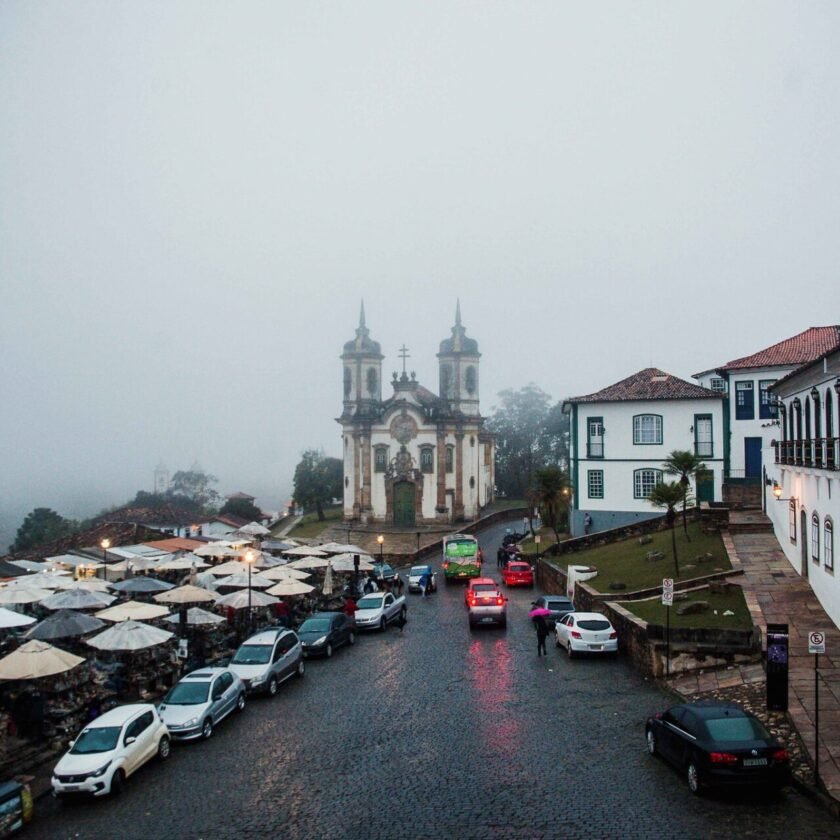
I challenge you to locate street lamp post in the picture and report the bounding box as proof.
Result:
[245,549,254,634]
[100,538,111,581]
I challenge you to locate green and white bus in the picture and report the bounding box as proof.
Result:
[442,534,481,583]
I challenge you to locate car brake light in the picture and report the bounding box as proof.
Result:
[709,752,739,766]
[609,631,617,639]
[496,596,504,606]
[571,630,582,639]
[771,749,789,763]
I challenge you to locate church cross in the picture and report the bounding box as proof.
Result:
[398,344,411,374]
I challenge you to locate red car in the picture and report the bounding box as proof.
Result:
[501,561,534,587]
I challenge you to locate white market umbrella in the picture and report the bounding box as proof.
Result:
[238,522,271,537]
[0,640,85,680]
[0,607,36,629]
[287,556,331,570]
[214,589,278,609]
[60,579,113,593]
[87,620,174,652]
[193,543,232,558]
[96,601,171,623]
[109,556,163,572]
[7,573,67,589]
[155,555,209,571]
[205,560,251,576]
[162,607,224,626]
[261,566,310,581]
[154,585,219,605]
[266,580,315,597]
[40,589,115,611]
[284,546,328,557]
[0,587,54,605]
[45,554,94,569]
[215,573,274,589]
[110,577,174,594]
[316,542,367,554]
[330,556,375,573]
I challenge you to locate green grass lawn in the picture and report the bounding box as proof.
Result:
[287,507,343,539]
[568,521,729,593]
[620,587,753,630]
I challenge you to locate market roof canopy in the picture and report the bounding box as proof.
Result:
[87,620,174,652]
[95,601,171,623]
[40,589,115,611]
[0,640,85,680]
[162,607,224,626]
[214,589,278,609]
[26,609,106,641]
[0,607,36,629]
[153,585,219,605]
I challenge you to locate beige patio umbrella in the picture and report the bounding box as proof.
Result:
[214,589,278,609]
[266,580,315,597]
[60,578,114,593]
[193,543,231,558]
[317,542,367,554]
[162,607,224,626]
[215,573,275,589]
[205,560,251,576]
[155,555,209,571]
[0,587,54,605]
[261,566,311,581]
[0,608,36,629]
[95,601,171,622]
[286,556,331,570]
[87,620,174,652]
[284,546,328,557]
[238,522,271,537]
[330,555,375,573]
[0,640,85,680]
[153,585,219,605]
[40,589,115,611]
[7,573,66,590]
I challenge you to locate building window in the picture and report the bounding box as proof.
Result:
[374,446,388,473]
[420,447,434,473]
[735,381,755,420]
[587,470,604,499]
[789,501,797,544]
[812,513,820,563]
[634,469,662,499]
[587,417,604,458]
[694,415,713,458]
[633,415,663,445]
[465,366,477,394]
[710,377,726,393]
[759,380,778,420]
[445,445,454,473]
[825,519,834,572]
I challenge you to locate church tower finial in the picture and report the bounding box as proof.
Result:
[455,299,462,327]
[359,300,366,329]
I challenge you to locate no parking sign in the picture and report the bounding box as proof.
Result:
[809,631,826,655]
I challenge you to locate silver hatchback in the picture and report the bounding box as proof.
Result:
[159,667,246,740]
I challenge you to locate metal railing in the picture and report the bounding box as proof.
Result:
[775,438,840,470]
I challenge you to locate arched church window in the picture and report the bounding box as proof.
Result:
[470,436,475,447]
[344,477,349,488]
[465,365,477,394]
[420,446,434,474]
[469,476,475,488]
[374,446,389,473]
[344,367,352,398]
[366,367,378,397]
[440,364,453,398]
[445,445,454,473]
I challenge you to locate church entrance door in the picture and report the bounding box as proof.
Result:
[393,482,416,527]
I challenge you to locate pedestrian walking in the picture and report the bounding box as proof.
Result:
[534,614,549,657]
[419,570,429,598]
[584,513,593,535]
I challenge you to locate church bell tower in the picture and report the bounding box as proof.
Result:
[341,301,383,416]
[437,301,481,416]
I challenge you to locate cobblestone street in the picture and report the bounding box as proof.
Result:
[26,524,840,839]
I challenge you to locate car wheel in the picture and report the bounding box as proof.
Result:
[567,642,576,660]
[109,769,125,796]
[296,659,305,678]
[687,760,702,795]
[201,718,213,740]
[645,728,657,756]
[236,692,246,712]
[555,636,561,648]
[325,643,333,658]
[380,617,387,632]
[400,606,407,620]
[268,675,278,696]
[157,736,171,761]
[348,631,355,645]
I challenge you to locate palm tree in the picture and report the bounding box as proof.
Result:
[648,480,684,577]
[663,450,706,540]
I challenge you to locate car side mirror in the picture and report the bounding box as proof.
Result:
[125,736,136,746]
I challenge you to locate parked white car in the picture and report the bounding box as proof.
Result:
[158,667,246,740]
[52,704,170,797]
[354,592,407,631]
[554,612,618,658]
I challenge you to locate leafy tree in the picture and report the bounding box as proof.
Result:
[293,450,343,521]
[12,508,77,552]
[663,450,706,540]
[486,384,556,498]
[647,481,685,577]
[544,401,571,470]
[220,497,263,521]
[532,466,572,545]
[169,469,220,512]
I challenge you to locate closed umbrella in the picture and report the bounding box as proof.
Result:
[162,607,224,626]
[322,563,334,597]
[110,578,175,594]
[214,590,278,609]
[40,589,115,611]
[26,609,106,641]
[87,620,174,652]
[0,587,54,605]
[0,608,36,629]
[0,640,85,680]
[96,601,170,622]
[266,580,315,597]
[154,585,219,605]
[215,573,274,589]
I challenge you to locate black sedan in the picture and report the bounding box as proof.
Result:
[645,701,791,794]
[297,612,355,658]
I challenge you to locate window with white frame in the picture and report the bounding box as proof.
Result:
[825,519,834,571]
[789,501,797,543]
[419,446,434,474]
[587,470,604,499]
[812,513,820,563]
[759,380,778,420]
[710,377,726,393]
[634,469,662,498]
[374,446,389,473]
[633,415,663,445]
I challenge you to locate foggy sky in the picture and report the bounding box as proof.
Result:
[2,2,839,549]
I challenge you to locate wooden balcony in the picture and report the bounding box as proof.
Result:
[774,437,839,470]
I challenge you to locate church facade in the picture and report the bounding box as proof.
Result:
[338,304,495,527]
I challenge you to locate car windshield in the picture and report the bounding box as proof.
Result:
[164,681,210,705]
[509,564,529,571]
[231,644,272,665]
[300,619,331,633]
[357,596,383,609]
[70,726,122,754]
[410,567,430,575]
[577,620,610,631]
[546,600,572,610]
[705,716,770,742]
[473,584,496,592]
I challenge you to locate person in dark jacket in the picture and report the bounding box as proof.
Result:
[534,615,549,657]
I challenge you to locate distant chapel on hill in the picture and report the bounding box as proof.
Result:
[338,304,495,527]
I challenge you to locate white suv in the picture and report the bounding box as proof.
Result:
[52,704,170,797]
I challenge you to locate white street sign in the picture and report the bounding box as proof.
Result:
[662,578,674,607]
[809,631,826,655]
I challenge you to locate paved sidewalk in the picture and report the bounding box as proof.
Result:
[673,528,840,803]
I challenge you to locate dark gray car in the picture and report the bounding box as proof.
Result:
[531,595,575,628]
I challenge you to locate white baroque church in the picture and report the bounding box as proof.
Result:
[339,303,495,527]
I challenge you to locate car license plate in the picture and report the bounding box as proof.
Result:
[589,644,602,650]
[743,758,767,767]
[63,785,80,791]
[481,617,495,623]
